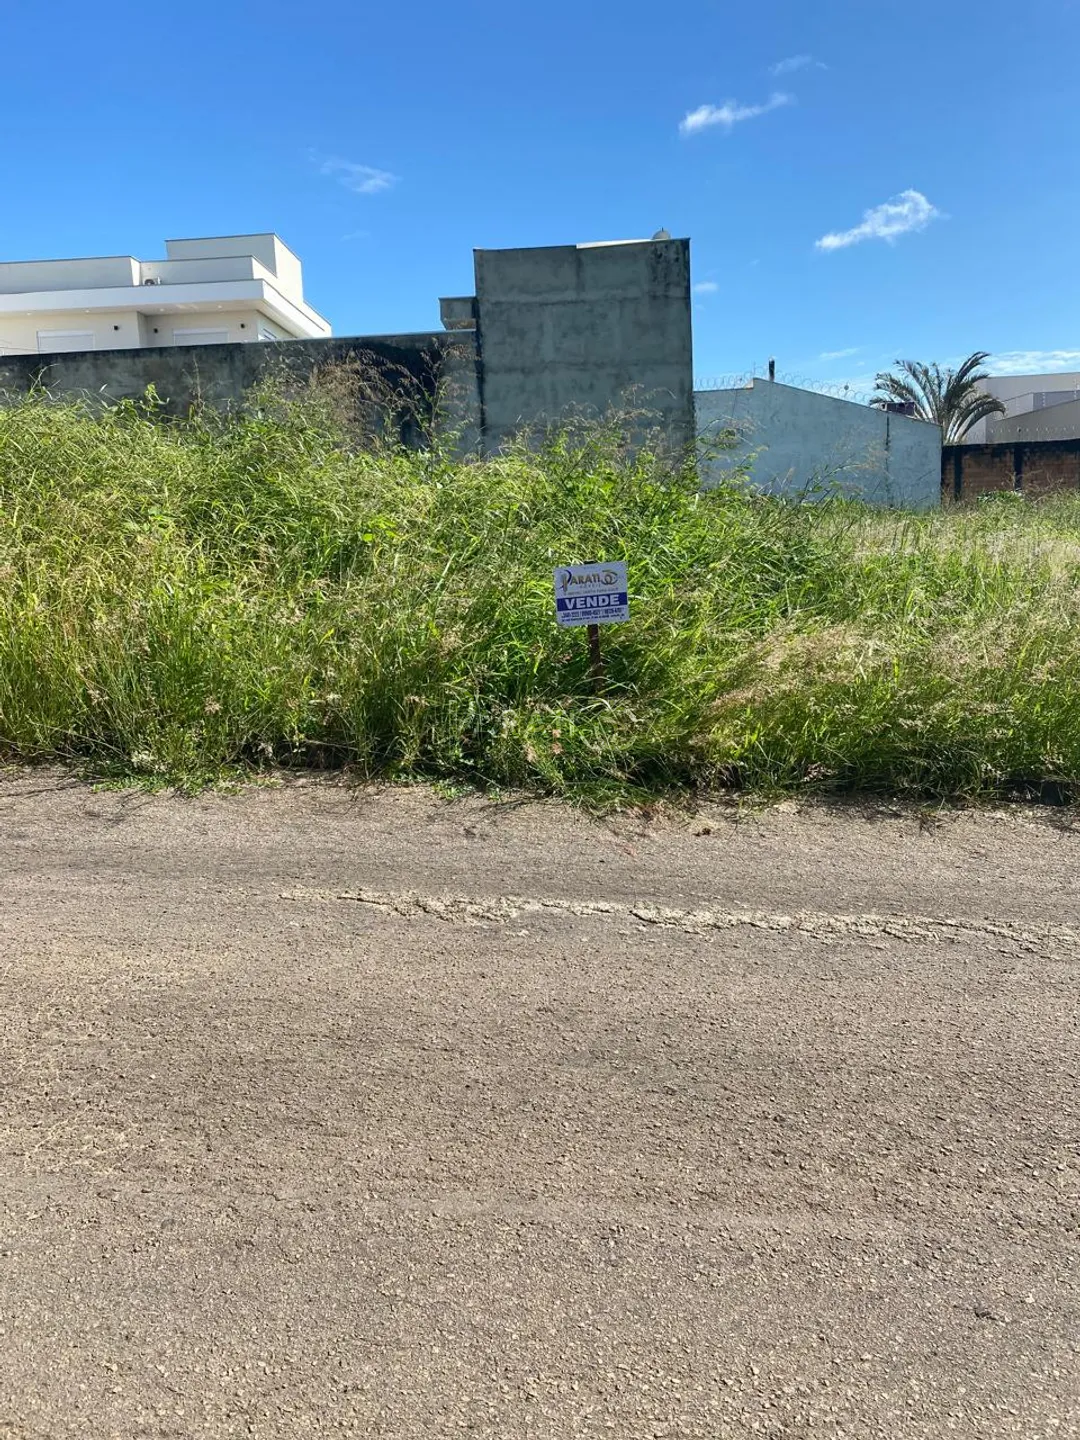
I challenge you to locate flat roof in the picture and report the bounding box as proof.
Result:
[575,238,671,248]
[165,232,284,242]
[0,254,137,266]
[0,236,300,268]
[987,369,1080,382]
[474,237,688,256]
[165,233,300,256]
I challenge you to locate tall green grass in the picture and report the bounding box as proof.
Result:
[2,383,1080,798]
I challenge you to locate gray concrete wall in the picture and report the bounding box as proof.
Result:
[0,332,476,448]
[0,333,459,409]
[696,380,941,510]
[473,239,693,453]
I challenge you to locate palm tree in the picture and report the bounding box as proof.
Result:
[872,351,1005,444]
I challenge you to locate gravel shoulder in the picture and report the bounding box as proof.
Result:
[0,774,1077,1438]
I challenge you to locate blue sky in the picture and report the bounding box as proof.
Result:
[4,0,1079,391]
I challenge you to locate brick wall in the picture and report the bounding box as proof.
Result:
[944,439,1080,501]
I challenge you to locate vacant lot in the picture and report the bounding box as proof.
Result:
[1,776,1077,1437]
[4,388,1080,799]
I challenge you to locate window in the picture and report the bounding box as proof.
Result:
[258,326,282,342]
[170,328,230,346]
[37,330,95,353]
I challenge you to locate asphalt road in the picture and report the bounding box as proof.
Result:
[0,774,1077,1438]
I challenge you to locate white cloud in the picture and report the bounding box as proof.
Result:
[815,190,940,251]
[693,280,719,295]
[316,155,398,195]
[679,92,793,136]
[819,347,860,361]
[986,350,1080,376]
[769,54,825,75]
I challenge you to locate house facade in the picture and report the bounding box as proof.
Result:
[964,369,1080,443]
[0,234,331,356]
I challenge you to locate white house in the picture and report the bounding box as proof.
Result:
[964,369,1080,443]
[0,234,331,356]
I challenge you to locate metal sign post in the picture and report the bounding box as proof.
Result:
[552,561,630,693]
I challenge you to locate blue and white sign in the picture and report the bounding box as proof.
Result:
[553,561,630,627]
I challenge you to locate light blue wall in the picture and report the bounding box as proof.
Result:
[696,380,941,509]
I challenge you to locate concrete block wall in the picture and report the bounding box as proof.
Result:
[696,380,941,510]
[0,333,469,448]
[473,238,694,453]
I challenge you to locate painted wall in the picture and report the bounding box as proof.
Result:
[696,380,941,510]
[473,238,694,452]
[266,242,304,306]
[988,396,1080,444]
[152,310,269,346]
[139,256,267,287]
[0,307,273,356]
[0,256,138,294]
[0,308,144,355]
[967,371,1080,443]
[164,236,304,304]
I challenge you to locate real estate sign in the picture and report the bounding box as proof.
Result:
[553,562,629,627]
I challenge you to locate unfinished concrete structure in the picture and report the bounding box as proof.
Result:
[467,239,693,450]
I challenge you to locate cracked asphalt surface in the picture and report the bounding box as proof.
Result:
[0,773,1077,1438]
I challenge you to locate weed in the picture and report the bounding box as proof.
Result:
[2,384,1080,801]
